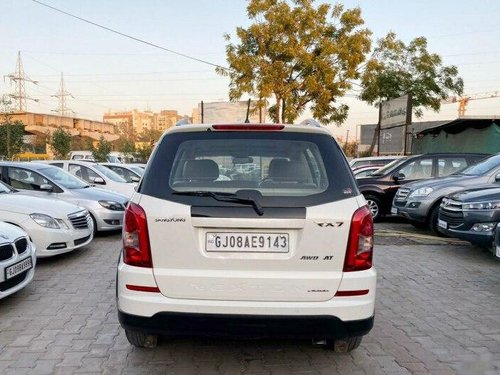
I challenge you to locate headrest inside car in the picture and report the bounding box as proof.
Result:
[183,160,219,181]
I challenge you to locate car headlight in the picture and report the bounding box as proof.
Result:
[99,200,125,211]
[30,213,60,229]
[408,187,434,198]
[463,201,500,210]
[471,223,497,232]
[55,219,69,230]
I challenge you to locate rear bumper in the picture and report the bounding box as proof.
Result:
[118,310,374,339]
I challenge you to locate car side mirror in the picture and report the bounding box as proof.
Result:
[131,176,140,183]
[91,177,105,185]
[393,173,406,182]
[40,184,53,192]
[495,173,500,182]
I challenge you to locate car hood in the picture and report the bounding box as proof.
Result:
[0,221,26,240]
[0,193,82,217]
[401,174,482,191]
[448,185,500,202]
[68,186,128,203]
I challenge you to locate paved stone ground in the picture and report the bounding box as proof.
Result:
[0,225,499,374]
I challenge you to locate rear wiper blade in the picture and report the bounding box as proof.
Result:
[173,190,264,216]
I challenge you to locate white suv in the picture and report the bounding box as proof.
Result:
[117,123,376,352]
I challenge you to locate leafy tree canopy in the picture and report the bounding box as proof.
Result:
[218,0,372,124]
[360,32,464,117]
[49,127,72,159]
[0,98,25,159]
[91,136,112,162]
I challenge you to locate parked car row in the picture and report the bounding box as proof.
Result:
[356,153,487,221]
[353,152,500,258]
[0,159,143,299]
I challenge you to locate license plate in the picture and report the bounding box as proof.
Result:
[438,219,448,230]
[5,257,33,280]
[391,207,398,215]
[206,232,289,253]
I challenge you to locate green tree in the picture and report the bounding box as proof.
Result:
[91,135,112,162]
[115,126,136,160]
[360,32,464,153]
[134,144,153,162]
[137,128,162,144]
[49,127,72,159]
[217,0,372,124]
[0,98,25,159]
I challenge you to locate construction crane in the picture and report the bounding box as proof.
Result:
[442,91,500,117]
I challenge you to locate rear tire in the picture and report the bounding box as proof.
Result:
[125,329,158,348]
[326,336,362,353]
[364,194,382,222]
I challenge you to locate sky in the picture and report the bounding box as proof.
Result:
[1,0,500,139]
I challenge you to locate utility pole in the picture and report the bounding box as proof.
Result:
[4,51,39,112]
[344,129,350,153]
[52,73,74,118]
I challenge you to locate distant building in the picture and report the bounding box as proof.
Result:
[5,111,118,158]
[192,101,266,124]
[358,120,449,155]
[412,117,500,154]
[103,109,184,134]
[8,111,117,142]
[155,110,182,132]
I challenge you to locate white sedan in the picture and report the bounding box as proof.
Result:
[0,181,93,258]
[39,160,136,198]
[0,222,36,299]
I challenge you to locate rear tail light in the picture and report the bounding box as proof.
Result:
[344,206,373,272]
[123,203,152,268]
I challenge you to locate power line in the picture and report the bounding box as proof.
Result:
[31,0,230,71]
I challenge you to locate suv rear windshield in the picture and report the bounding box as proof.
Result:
[140,131,357,206]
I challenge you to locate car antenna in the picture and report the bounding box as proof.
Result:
[244,99,251,123]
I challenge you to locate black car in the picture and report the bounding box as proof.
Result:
[356,153,487,221]
[438,186,500,258]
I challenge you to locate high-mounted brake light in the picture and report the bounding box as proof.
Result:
[343,206,373,272]
[122,202,152,268]
[212,124,285,131]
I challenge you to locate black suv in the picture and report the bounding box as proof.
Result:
[356,153,487,221]
[438,186,500,257]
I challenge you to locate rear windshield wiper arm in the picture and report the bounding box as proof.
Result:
[173,191,264,216]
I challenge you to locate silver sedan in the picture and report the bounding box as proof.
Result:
[0,162,128,232]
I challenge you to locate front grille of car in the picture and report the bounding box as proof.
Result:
[0,244,14,261]
[74,235,91,246]
[0,270,29,292]
[68,210,90,230]
[393,200,407,207]
[439,199,464,228]
[14,238,28,255]
[395,188,410,201]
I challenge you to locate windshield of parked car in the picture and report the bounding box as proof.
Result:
[40,166,89,189]
[456,153,500,176]
[0,181,14,193]
[369,157,408,176]
[92,164,127,182]
[128,165,144,176]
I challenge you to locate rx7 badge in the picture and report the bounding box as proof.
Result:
[314,221,344,227]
